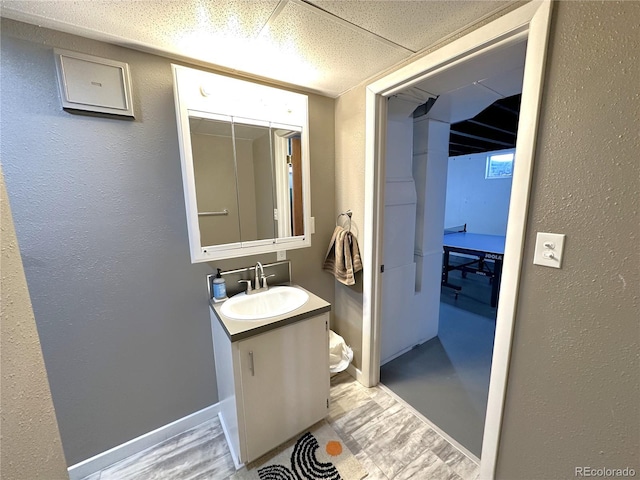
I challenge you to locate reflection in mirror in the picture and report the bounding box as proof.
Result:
[189,116,241,246]
[190,116,280,246]
[289,136,304,237]
[189,116,305,250]
[233,121,276,242]
[273,129,304,238]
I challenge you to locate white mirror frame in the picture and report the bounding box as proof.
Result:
[172,65,311,263]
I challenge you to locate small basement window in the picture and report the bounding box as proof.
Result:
[485,151,514,179]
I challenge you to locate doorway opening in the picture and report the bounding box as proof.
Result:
[379,72,523,459]
[360,2,552,477]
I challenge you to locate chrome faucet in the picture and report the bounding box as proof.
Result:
[239,262,274,295]
[254,262,264,290]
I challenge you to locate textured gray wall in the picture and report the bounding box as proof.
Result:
[1,17,335,467]
[1,167,69,480]
[0,19,217,465]
[496,2,639,477]
[334,1,638,476]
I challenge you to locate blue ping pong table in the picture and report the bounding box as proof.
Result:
[442,231,506,308]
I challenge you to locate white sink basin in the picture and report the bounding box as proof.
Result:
[220,286,309,320]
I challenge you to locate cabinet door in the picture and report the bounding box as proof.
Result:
[238,314,329,463]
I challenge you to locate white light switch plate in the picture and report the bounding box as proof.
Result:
[277,250,287,261]
[533,232,566,268]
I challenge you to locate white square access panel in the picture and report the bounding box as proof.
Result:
[533,232,566,268]
[54,49,134,117]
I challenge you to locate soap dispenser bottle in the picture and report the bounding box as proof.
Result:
[212,268,227,302]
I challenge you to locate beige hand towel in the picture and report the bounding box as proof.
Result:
[323,226,363,286]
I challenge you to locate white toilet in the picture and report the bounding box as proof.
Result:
[329,330,353,374]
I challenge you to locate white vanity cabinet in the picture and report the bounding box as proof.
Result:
[211,307,330,467]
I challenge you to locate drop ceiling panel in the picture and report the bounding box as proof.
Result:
[411,39,526,96]
[1,0,517,97]
[261,0,409,96]
[428,83,502,124]
[1,1,280,47]
[478,66,525,97]
[312,0,512,52]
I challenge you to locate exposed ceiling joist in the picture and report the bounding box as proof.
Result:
[450,129,514,147]
[466,119,517,137]
[449,94,521,157]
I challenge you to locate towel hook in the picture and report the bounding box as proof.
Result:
[336,210,352,232]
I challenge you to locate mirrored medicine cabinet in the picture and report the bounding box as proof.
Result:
[172,65,311,263]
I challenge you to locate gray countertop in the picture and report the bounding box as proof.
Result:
[210,284,331,342]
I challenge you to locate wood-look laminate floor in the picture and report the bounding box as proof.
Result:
[82,372,479,479]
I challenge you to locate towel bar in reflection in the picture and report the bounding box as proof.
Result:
[198,209,228,216]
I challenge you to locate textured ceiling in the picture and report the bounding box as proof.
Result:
[0,0,515,97]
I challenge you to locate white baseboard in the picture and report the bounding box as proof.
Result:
[218,412,243,471]
[345,363,364,384]
[380,335,434,367]
[380,344,415,366]
[67,403,221,480]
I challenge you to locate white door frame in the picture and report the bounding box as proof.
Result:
[361,2,553,478]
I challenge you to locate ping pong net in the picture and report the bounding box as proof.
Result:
[444,224,467,235]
